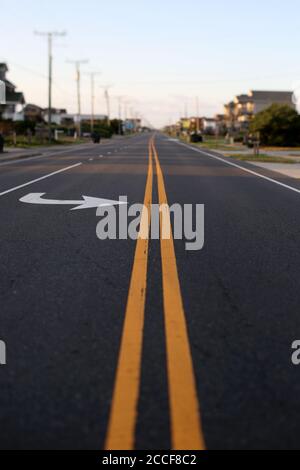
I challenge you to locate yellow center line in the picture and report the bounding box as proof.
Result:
[104,137,154,451]
[151,138,206,450]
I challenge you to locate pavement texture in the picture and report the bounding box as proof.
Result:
[1,133,300,450]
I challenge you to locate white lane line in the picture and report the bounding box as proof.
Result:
[179,142,300,196]
[0,162,82,197]
[0,141,127,167]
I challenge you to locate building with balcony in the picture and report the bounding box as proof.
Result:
[224,90,296,132]
[0,63,25,120]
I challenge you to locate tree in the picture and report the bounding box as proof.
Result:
[110,119,123,135]
[250,104,300,146]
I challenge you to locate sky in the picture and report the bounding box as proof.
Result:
[1,0,300,127]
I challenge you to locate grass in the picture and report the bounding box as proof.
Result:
[196,142,243,151]
[261,146,300,152]
[224,153,297,164]
[180,135,244,152]
[4,136,89,149]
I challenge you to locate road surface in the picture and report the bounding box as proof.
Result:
[1,133,300,450]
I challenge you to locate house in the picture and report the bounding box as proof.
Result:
[43,108,68,125]
[0,80,5,104]
[224,90,296,131]
[201,117,217,134]
[215,114,227,135]
[178,117,202,134]
[14,104,44,122]
[0,63,25,120]
[43,110,107,126]
[24,104,43,122]
[124,118,141,132]
[249,90,295,114]
[188,117,202,133]
[177,116,218,135]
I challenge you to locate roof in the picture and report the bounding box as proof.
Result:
[202,117,216,122]
[0,64,8,82]
[6,90,25,104]
[3,79,16,92]
[43,108,67,114]
[24,104,43,111]
[235,94,252,104]
[224,101,235,109]
[250,90,293,101]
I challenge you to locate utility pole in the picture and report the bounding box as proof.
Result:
[85,72,101,133]
[100,85,113,126]
[196,96,200,133]
[116,96,123,135]
[124,101,128,121]
[123,101,128,133]
[35,31,66,141]
[67,59,89,138]
[184,98,189,119]
[105,89,110,126]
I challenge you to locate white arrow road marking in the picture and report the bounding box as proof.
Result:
[19,193,127,211]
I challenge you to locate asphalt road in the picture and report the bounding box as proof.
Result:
[1,133,300,450]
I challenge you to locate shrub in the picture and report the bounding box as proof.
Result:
[250,104,300,146]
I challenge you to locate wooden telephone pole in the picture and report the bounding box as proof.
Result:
[35,31,66,141]
[67,59,89,138]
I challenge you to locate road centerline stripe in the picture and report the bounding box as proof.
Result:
[104,138,154,450]
[152,139,206,450]
[0,162,82,197]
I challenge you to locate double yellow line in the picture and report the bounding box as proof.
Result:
[105,136,205,450]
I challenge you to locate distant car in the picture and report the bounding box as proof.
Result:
[190,133,203,143]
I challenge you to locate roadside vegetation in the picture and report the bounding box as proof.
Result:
[181,135,245,152]
[4,135,87,148]
[224,154,297,164]
[0,118,127,149]
[250,104,300,147]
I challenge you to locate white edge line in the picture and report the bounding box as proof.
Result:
[0,143,93,167]
[0,162,82,197]
[178,142,300,196]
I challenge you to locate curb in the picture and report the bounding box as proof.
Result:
[0,152,42,164]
